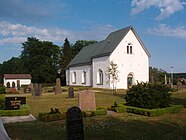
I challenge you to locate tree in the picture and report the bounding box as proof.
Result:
[107,61,119,95]
[1,57,26,74]
[61,38,73,85]
[149,67,169,84]
[72,40,97,57]
[21,37,61,83]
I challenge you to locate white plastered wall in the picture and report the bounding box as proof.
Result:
[67,65,92,86]
[92,56,110,89]
[110,29,149,89]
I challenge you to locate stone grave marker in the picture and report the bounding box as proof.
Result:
[68,87,74,98]
[66,106,84,140]
[55,78,62,94]
[33,83,42,98]
[177,82,182,91]
[5,97,26,110]
[78,90,96,111]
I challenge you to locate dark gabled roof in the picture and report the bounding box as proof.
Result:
[67,26,150,68]
[4,74,32,79]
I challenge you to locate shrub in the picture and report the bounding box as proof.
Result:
[38,113,66,122]
[0,104,30,116]
[0,87,5,94]
[125,83,172,109]
[38,108,66,122]
[0,94,5,110]
[112,105,183,116]
[83,108,107,117]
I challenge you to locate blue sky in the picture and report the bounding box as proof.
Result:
[0,0,186,73]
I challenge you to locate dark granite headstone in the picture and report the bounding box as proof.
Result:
[66,106,84,140]
[5,97,26,110]
[33,83,42,97]
[68,87,74,98]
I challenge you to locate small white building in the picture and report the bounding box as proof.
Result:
[4,74,32,88]
[66,26,151,89]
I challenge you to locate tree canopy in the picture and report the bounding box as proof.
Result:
[0,37,97,84]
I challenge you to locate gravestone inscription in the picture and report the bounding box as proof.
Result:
[66,106,84,140]
[68,87,74,98]
[78,90,96,111]
[5,97,26,110]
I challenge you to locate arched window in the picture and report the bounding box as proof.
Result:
[82,71,86,84]
[12,81,15,88]
[127,43,133,54]
[72,72,76,84]
[7,82,10,88]
[127,73,134,88]
[97,69,103,85]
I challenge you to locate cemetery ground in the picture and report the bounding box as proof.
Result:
[4,87,186,140]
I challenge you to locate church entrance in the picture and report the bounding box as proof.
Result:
[127,73,134,88]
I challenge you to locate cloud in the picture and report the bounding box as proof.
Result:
[147,24,186,39]
[0,21,115,46]
[0,0,68,22]
[131,0,186,20]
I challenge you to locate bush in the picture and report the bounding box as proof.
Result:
[112,105,183,116]
[0,87,5,94]
[38,113,66,122]
[125,83,172,109]
[83,108,107,117]
[0,94,5,110]
[0,104,30,116]
[38,108,66,122]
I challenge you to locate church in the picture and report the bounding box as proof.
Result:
[66,26,150,89]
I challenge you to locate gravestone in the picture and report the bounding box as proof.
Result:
[28,83,34,94]
[68,87,74,98]
[66,106,84,140]
[78,90,96,111]
[5,97,26,110]
[55,78,62,94]
[177,82,182,91]
[33,83,42,97]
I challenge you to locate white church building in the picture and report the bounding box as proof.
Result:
[66,26,150,89]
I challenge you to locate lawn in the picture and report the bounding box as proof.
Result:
[4,87,186,140]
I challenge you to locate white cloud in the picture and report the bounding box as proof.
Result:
[131,0,186,20]
[0,21,115,46]
[147,24,186,39]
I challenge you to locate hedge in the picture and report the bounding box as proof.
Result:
[0,94,5,109]
[0,87,5,94]
[0,104,30,116]
[82,108,107,117]
[38,113,66,122]
[113,105,183,117]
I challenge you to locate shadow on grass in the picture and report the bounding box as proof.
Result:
[4,114,186,140]
[172,98,186,107]
[84,117,186,140]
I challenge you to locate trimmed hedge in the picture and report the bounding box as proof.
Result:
[0,104,30,116]
[38,113,66,122]
[82,108,107,117]
[113,105,184,117]
[0,94,5,109]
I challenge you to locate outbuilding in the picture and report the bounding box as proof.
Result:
[3,74,32,89]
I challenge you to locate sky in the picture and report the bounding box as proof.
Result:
[0,0,186,73]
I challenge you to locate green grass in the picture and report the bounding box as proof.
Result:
[4,87,186,140]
